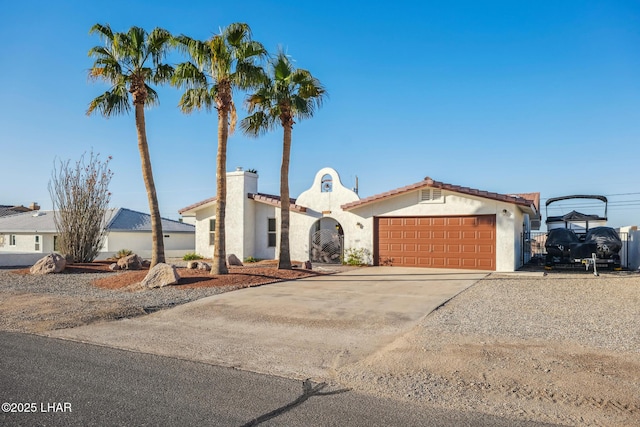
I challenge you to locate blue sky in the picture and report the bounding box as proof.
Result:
[1,1,639,227]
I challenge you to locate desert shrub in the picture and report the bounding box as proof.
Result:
[115,249,133,259]
[183,252,203,261]
[244,256,262,263]
[344,248,371,266]
[49,151,113,263]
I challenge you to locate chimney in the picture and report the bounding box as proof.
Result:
[29,202,40,211]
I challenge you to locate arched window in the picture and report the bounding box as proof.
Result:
[321,174,333,192]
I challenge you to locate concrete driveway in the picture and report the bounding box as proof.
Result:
[47,267,488,381]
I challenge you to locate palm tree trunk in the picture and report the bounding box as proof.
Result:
[134,102,165,267]
[212,106,229,275]
[278,123,292,270]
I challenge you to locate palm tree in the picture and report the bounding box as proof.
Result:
[87,24,173,268]
[240,51,326,269]
[172,23,266,275]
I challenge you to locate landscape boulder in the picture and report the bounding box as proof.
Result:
[197,262,211,271]
[117,254,144,270]
[228,254,243,266]
[186,260,198,269]
[142,263,180,289]
[30,253,66,275]
[109,263,121,271]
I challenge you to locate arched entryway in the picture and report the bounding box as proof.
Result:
[309,218,344,264]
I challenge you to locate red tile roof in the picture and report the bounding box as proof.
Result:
[179,193,307,214]
[178,197,217,214]
[341,176,539,214]
[249,193,307,212]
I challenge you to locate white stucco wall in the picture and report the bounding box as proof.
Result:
[345,190,530,272]
[183,167,532,271]
[193,204,216,258]
[99,231,195,259]
[0,233,51,253]
[290,168,362,262]
[253,203,277,260]
[226,170,258,260]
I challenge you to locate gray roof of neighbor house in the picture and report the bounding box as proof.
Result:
[0,208,194,233]
[0,205,34,218]
[0,210,58,232]
[106,208,195,233]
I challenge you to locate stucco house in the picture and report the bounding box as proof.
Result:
[180,167,540,272]
[0,207,195,266]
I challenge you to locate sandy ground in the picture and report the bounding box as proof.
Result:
[1,262,639,426]
[336,272,640,427]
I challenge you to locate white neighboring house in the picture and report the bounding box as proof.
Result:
[0,207,195,267]
[179,167,540,272]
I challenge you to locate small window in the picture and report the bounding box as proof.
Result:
[321,174,333,192]
[268,218,277,247]
[35,235,40,251]
[209,219,216,246]
[9,234,16,246]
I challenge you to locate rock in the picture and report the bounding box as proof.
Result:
[109,263,120,271]
[186,260,198,269]
[30,253,66,275]
[228,254,243,266]
[142,263,180,289]
[117,254,143,270]
[197,262,211,271]
[304,260,312,270]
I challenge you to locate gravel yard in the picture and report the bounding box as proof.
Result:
[337,270,640,427]
[1,264,639,426]
[0,260,321,333]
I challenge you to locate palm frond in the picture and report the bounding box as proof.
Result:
[178,87,215,113]
[88,23,114,43]
[147,27,172,63]
[224,22,251,48]
[172,62,207,89]
[234,62,267,89]
[153,63,174,85]
[240,111,276,137]
[127,26,147,66]
[241,48,326,136]
[86,85,130,117]
[145,86,159,107]
[173,35,209,69]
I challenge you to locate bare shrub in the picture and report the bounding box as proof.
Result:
[49,151,113,262]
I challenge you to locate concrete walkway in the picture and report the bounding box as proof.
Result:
[47,267,488,381]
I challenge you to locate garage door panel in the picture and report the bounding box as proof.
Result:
[478,245,494,254]
[376,215,496,270]
[405,243,417,252]
[477,259,494,269]
[478,230,493,240]
[461,217,479,226]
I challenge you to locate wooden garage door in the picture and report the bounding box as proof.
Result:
[375,215,496,270]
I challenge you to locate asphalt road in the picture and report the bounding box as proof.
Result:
[0,332,558,427]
